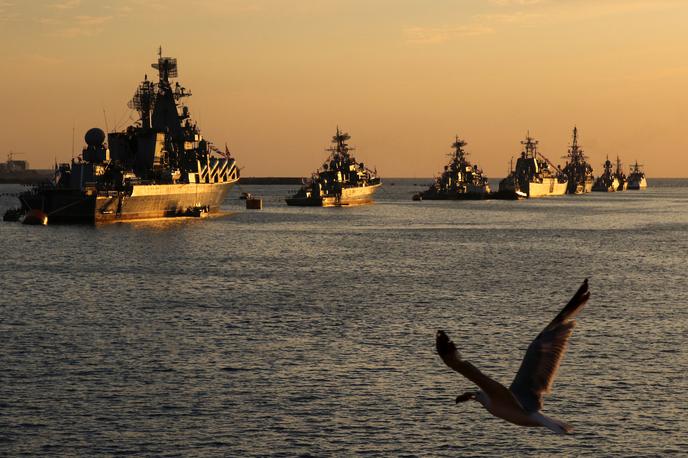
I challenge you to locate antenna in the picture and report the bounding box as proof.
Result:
[71,123,75,159]
[102,109,110,132]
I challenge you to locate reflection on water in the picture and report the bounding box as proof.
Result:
[1,180,687,456]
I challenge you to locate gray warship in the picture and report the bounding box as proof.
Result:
[14,50,238,224]
[497,134,568,198]
[591,156,619,192]
[627,160,648,189]
[613,156,627,191]
[286,128,381,207]
[561,127,594,194]
[0,153,52,184]
[413,136,490,200]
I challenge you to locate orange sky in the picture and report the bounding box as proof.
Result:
[1,0,687,177]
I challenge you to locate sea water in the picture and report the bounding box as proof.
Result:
[1,179,687,456]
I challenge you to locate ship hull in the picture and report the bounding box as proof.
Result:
[499,178,567,198]
[286,183,381,207]
[592,177,620,192]
[417,184,491,200]
[627,177,647,190]
[21,182,234,224]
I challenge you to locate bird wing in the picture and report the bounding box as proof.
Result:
[509,279,590,412]
[436,330,507,397]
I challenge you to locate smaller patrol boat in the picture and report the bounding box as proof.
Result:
[592,156,619,192]
[413,136,490,201]
[286,128,381,207]
[627,160,648,190]
[497,134,568,198]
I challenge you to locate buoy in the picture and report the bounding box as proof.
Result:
[22,209,48,225]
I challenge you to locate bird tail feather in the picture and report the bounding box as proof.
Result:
[531,412,573,435]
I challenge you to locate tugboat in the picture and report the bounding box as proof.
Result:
[627,160,648,189]
[286,128,381,207]
[613,156,627,191]
[561,127,594,194]
[497,133,568,198]
[15,49,239,224]
[592,156,619,192]
[413,136,490,200]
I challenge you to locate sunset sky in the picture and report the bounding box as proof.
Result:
[1,0,687,177]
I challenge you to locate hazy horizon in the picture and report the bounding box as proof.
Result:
[2,0,687,177]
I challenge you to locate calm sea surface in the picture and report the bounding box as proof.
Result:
[1,179,687,456]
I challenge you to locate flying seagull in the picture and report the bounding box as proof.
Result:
[436,279,590,434]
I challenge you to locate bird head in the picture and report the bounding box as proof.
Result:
[455,392,477,404]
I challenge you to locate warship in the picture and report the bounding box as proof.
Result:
[0,153,52,184]
[591,156,619,192]
[497,134,568,198]
[413,136,490,200]
[613,156,627,191]
[12,50,238,224]
[627,160,648,189]
[561,127,594,194]
[285,128,381,207]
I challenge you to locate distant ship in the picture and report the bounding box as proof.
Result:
[561,127,593,194]
[413,136,490,200]
[627,160,648,189]
[498,134,568,198]
[613,156,627,191]
[285,128,381,207]
[592,156,619,192]
[0,153,51,184]
[13,50,239,224]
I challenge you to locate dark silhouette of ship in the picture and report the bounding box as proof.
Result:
[561,127,593,194]
[613,156,627,191]
[592,156,619,192]
[627,160,648,189]
[286,128,380,207]
[15,50,238,224]
[498,134,568,198]
[0,153,52,184]
[413,136,490,200]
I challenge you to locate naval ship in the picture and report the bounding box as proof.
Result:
[413,136,490,200]
[497,134,568,198]
[561,127,593,194]
[15,51,238,224]
[627,160,648,189]
[286,128,381,207]
[0,153,52,184]
[613,156,627,191]
[592,156,619,192]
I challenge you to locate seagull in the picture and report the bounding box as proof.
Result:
[436,279,590,434]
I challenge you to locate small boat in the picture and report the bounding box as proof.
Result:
[286,128,381,207]
[627,161,648,190]
[414,135,491,200]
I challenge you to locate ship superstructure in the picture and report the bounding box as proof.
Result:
[414,136,490,200]
[627,160,648,189]
[16,50,238,223]
[592,156,619,192]
[561,127,594,194]
[498,134,568,198]
[286,128,381,207]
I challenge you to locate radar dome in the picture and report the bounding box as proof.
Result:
[84,128,106,146]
